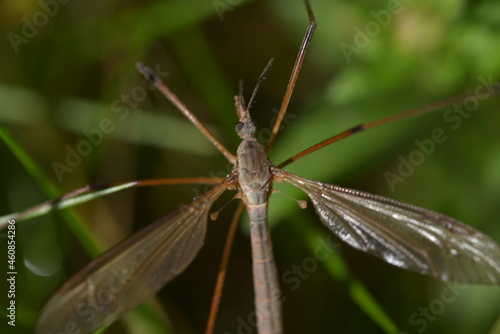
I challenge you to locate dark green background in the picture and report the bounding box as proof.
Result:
[1,0,499,333]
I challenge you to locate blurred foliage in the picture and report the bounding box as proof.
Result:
[0,0,499,333]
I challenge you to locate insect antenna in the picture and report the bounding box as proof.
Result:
[247,58,274,110]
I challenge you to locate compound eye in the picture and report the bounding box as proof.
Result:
[234,122,244,132]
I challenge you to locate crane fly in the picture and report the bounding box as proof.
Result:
[1,1,498,333]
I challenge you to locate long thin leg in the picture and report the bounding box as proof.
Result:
[205,202,245,334]
[278,86,500,168]
[266,0,316,153]
[0,177,225,228]
[137,63,237,164]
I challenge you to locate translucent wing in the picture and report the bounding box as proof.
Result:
[36,180,231,334]
[281,171,500,284]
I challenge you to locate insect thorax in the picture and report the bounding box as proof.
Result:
[236,138,272,205]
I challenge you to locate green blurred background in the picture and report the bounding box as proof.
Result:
[1,0,499,333]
